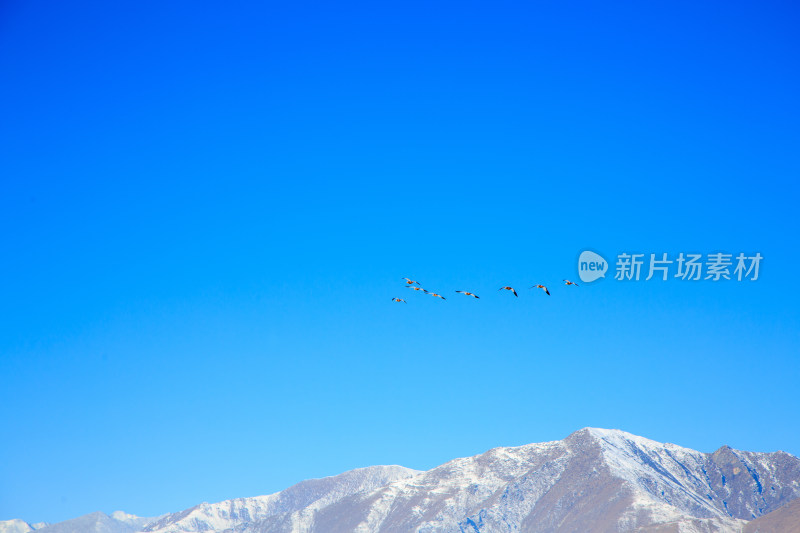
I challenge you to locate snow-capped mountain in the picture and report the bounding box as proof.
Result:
[6,429,800,532]
[111,512,157,531]
[143,465,420,533]
[0,520,41,533]
[0,520,47,533]
[31,512,160,533]
[222,428,799,533]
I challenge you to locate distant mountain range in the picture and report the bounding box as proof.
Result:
[4,428,799,532]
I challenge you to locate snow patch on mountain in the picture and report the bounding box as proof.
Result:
[0,520,33,533]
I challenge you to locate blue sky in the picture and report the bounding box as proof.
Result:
[1,0,799,524]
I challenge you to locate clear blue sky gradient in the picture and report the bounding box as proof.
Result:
[1,0,799,524]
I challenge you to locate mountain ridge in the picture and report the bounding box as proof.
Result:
[6,428,799,533]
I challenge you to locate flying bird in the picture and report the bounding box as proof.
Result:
[402,278,421,285]
[563,279,579,286]
[391,298,407,303]
[406,286,428,292]
[530,284,550,295]
[455,291,480,299]
[499,286,518,297]
[428,293,446,300]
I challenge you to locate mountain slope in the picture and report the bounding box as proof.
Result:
[143,465,420,533]
[236,428,800,533]
[743,497,800,533]
[0,520,34,533]
[111,512,158,530]
[33,512,138,533]
[584,428,800,525]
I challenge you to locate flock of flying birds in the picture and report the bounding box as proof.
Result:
[391,277,580,303]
